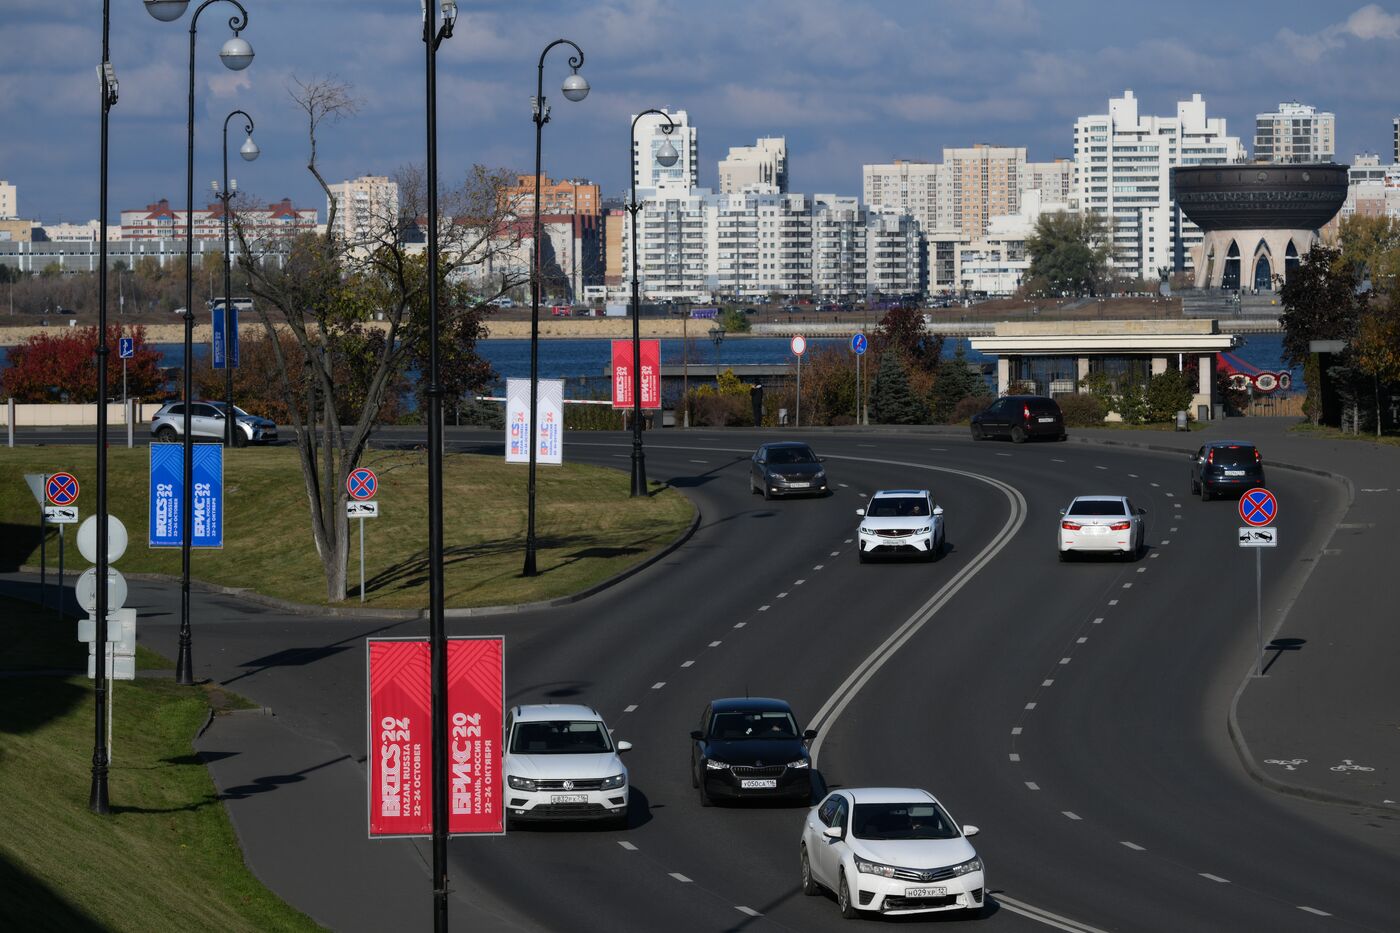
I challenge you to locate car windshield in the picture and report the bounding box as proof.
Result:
[852,803,959,840]
[509,720,612,754]
[766,447,816,464]
[1068,500,1126,516]
[867,497,929,518]
[709,711,799,740]
[208,402,251,418]
[1213,447,1258,466]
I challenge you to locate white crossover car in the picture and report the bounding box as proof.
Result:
[1057,495,1146,561]
[503,704,631,827]
[856,489,944,562]
[800,787,985,918]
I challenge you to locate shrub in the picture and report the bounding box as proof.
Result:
[1144,370,1194,423]
[1056,393,1106,427]
[951,394,995,423]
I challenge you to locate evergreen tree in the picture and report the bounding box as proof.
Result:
[871,351,926,424]
[929,344,983,422]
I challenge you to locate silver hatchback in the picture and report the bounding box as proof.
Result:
[150,400,278,446]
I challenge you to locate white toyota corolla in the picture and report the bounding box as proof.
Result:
[800,787,985,918]
[1057,494,1146,561]
[503,704,631,827]
[856,489,945,562]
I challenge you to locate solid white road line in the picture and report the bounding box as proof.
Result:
[1297,906,1331,916]
[618,841,638,851]
[1120,841,1145,851]
[994,894,1115,933]
[1200,873,1230,884]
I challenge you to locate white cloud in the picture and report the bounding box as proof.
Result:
[1277,3,1400,61]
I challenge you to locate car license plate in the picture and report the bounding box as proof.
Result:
[1037,417,1055,423]
[740,779,777,789]
[550,794,588,804]
[1225,470,1245,476]
[788,482,810,488]
[905,886,946,897]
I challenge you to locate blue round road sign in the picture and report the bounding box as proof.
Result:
[851,333,868,355]
[346,468,378,501]
[47,472,80,506]
[1239,487,1277,527]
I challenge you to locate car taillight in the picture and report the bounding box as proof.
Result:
[1207,449,1214,465]
[1109,521,1131,531]
[1023,404,1031,421]
[1061,521,1081,530]
[1254,449,1262,464]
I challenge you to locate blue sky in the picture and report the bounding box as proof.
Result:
[4,0,1400,223]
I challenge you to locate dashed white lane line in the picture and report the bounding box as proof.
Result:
[794,579,806,586]
[611,453,629,458]
[735,906,761,917]
[688,459,709,464]
[997,452,1012,457]
[1052,458,1066,463]
[1025,702,1038,710]
[709,641,722,647]
[1161,539,1171,545]
[838,483,850,488]
[1149,552,1159,559]
[652,682,666,690]
[1297,906,1331,917]
[669,872,692,883]
[1136,567,1147,573]
[1076,637,1087,644]
[1173,503,1182,509]
[857,443,877,448]
[681,661,694,668]
[777,592,789,599]
[1108,599,1119,606]
[1165,492,1175,497]
[1059,657,1071,665]
[758,605,770,612]
[1200,873,1230,884]
[1063,811,1082,821]
[618,841,638,851]
[1121,841,1146,851]
[1095,465,1107,470]
[1009,753,1021,762]
[1011,727,1023,735]
[844,538,853,544]
[1122,583,1133,589]
[734,622,747,628]
[1025,781,1040,790]
[624,704,638,713]
[1042,679,1055,687]
[1170,526,1178,532]
[813,564,824,570]
[830,551,840,557]
[1128,473,1139,478]
[1092,617,1104,624]
[1150,482,1160,488]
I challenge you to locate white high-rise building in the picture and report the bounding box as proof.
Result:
[1073,90,1244,281]
[327,175,399,252]
[1254,101,1335,164]
[631,109,698,189]
[718,137,788,193]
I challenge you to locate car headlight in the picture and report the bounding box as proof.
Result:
[855,858,899,878]
[786,758,809,769]
[507,775,536,792]
[814,470,826,480]
[705,759,731,770]
[859,526,876,536]
[916,525,931,534]
[950,857,983,876]
[600,773,626,790]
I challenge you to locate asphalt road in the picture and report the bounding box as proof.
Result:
[15,426,1400,931]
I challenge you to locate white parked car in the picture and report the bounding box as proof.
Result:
[1057,495,1146,561]
[856,489,944,562]
[800,787,985,918]
[503,704,631,827]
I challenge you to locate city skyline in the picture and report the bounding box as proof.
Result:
[4,0,1400,223]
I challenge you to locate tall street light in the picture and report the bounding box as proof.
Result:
[626,111,678,497]
[213,110,258,447]
[422,2,456,929]
[523,38,588,577]
[145,0,255,687]
[91,0,121,816]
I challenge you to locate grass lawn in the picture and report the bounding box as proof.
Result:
[0,446,695,609]
[0,597,318,932]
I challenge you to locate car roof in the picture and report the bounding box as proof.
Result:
[709,697,794,714]
[840,787,937,805]
[872,489,929,498]
[1205,440,1258,449]
[1002,395,1054,401]
[1069,495,1128,503]
[762,441,813,449]
[511,703,602,722]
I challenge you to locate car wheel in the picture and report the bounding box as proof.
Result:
[800,847,821,896]
[1057,432,1067,442]
[1200,483,1211,502]
[698,781,713,808]
[857,548,869,564]
[971,423,985,441]
[232,429,248,448]
[838,872,859,919]
[1190,477,1200,495]
[1011,426,1027,444]
[1058,549,1070,562]
[762,484,773,501]
[691,755,699,789]
[155,425,177,441]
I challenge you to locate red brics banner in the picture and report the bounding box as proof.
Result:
[367,637,505,837]
[611,339,661,410]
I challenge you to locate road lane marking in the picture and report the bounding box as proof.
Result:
[1128,473,1138,478]
[1108,599,1118,606]
[997,452,1012,457]
[777,592,788,599]
[709,641,721,647]
[734,622,747,628]
[1297,906,1331,916]
[1150,482,1160,487]
[1009,753,1021,762]
[1012,727,1023,735]
[1042,679,1055,686]
[1025,702,1037,710]
[1200,874,1230,884]
[1025,782,1040,790]
[1076,637,1087,644]
[1170,526,1178,532]
[1136,567,1146,573]
[1093,617,1104,624]
[1121,841,1145,851]
[929,447,946,452]
[689,459,709,463]
[669,873,692,883]
[1059,657,1071,664]
[1165,492,1175,497]
[1161,539,1170,545]
[830,551,840,556]
[844,538,853,543]
[794,579,805,585]
[1095,465,1107,470]
[758,605,769,611]
[624,705,638,713]
[994,895,1115,933]
[651,682,666,690]
[1150,553,1159,559]
[1063,811,1082,820]
[681,661,694,668]
[735,906,761,917]
[618,841,638,850]
[1052,458,1065,463]
[813,565,824,570]
[857,444,877,448]
[1122,583,1133,589]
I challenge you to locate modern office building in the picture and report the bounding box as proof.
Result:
[1254,101,1335,164]
[631,109,699,189]
[500,174,601,217]
[718,137,788,194]
[1073,90,1245,281]
[326,175,399,250]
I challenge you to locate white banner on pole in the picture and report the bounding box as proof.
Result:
[504,378,564,466]
[505,378,530,464]
[538,379,563,465]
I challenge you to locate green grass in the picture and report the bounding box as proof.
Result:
[1289,422,1400,448]
[1,446,695,609]
[1072,420,1208,432]
[0,598,319,932]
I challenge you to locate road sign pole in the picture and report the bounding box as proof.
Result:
[58,526,65,621]
[796,355,802,428]
[1256,547,1264,677]
[360,515,366,604]
[40,506,47,609]
[854,351,860,423]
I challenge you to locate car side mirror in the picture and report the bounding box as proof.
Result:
[855,508,865,516]
[962,825,980,837]
[933,506,944,516]
[1058,508,1066,516]
[689,730,703,742]
[1136,507,1146,515]
[616,741,633,753]
[803,729,818,741]
[823,825,843,841]
[818,456,827,462]
[1188,452,1197,460]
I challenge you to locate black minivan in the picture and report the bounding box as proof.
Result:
[971,395,1067,443]
[1190,441,1265,500]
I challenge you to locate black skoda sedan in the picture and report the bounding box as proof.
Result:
[691,697,817,806]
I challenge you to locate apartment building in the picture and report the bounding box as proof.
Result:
[120,198,317,241]
[1254,102,1335,164]
[500,174,601,217]
[718,137,788,193]
[326,175,399,249]
[631,109,699,189]
[1073,90,1244,280]
[0,180,16,219]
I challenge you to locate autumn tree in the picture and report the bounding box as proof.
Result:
[232,76,525,601]
[1278,244,1369,425]
[2,325,164,402]
[1351,301,1400,436]
[1025,211,1112,296]
[874,306,942,375]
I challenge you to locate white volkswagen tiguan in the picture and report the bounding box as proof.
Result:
[503,704,631,827]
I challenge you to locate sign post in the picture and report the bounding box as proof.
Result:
[1239,487,1278,677]
[118,336,134,415]
[850,333,868,424]
[46,472,80,618]
[791,335,807,428]
[346,468,379,604]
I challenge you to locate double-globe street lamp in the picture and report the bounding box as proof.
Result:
[144,0,255,687]
[523,39,588,577]
[211,110,259,447]
[625,111,679,496]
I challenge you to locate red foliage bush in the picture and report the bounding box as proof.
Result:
[2,325,165,402]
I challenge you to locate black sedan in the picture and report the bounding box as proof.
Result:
[690,698,817,806]
[749,442,829,499]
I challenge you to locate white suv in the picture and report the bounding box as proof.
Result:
[856,490,944,562]
[503,704,631,827]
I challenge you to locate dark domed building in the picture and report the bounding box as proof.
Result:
[1171,163,1347,290]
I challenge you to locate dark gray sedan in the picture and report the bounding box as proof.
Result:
[749,441,829,500]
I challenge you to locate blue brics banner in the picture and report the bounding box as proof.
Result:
[149,444,224,548]
[211,301,239,370]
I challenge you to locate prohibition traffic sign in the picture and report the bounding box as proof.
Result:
[346,468,378,501]
[1239,487,1277,527]
[791,334,807,357]
[46,472,80,506]
[851,333,868,355]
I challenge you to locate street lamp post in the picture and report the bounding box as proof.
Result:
[145,0,254,688]
[626,111,679,497]
[213,109,258,447]
[523,39,588,577]
[709,324,726,375]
